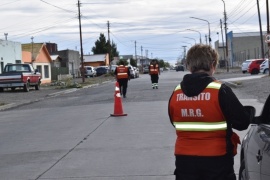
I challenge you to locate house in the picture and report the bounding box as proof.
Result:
[50,55,62,68]
[53,50,80,77]
[22,43,52,84]
[0,39,22,73]
[83,54,109,67]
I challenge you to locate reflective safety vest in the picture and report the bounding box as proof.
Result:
[116,65,128,79]
[169,81,231,156]
[149,64,159,75]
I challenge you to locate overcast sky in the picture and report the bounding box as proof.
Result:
[0,0,269,64]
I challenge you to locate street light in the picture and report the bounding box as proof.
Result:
[190,17,211,45]
[186,29,202,44]
[180,41,192,46]
[184,37,196,44]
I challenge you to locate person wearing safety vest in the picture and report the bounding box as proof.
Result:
[114,60,130,98]
[168,44,254,180]
[149,60,160,89]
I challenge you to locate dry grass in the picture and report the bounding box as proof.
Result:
[42,74,115,89]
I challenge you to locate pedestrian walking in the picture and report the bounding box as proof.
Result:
[168,44,254,180]
[149,60,160,89]
[114,60,130,98]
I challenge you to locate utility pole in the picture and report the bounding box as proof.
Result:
[141,46,143,58]
[182,46,187,66]
[134,41,137,65]
[256,0,265,59]
[205,35,208,44]
[4,33,8,41]
[107,21,111,64]
[31,36,34,64]
[220,19,226,69]
[77,0,85,82]
[222,0,229,72]
[145,49,148,58]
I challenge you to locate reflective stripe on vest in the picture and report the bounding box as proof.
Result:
[173,121,227,131]
[174,81,221,91]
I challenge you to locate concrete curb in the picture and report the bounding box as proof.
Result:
[222,81,241,88]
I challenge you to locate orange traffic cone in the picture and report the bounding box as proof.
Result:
[110,82,127,116]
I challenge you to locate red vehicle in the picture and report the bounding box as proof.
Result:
[0,64,41,92]
[247,59,265,74]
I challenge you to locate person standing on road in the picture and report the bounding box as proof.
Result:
[114,60,130,98]
[168,44,254,180]
[149,60,160,89]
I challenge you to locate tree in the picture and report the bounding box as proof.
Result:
[110,40,119,60]
[91,33,119,61]
[130,58,137,67]
[117,59,128,66]
[91,33,108,54]
[158,59,165,67]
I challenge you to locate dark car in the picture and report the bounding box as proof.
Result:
[239,94,270,180]
[95,67,108,76]
[176,65,185,71]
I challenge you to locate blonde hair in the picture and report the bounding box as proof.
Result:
[186,44,219,73]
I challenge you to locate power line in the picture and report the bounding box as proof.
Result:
[40,0,76,13]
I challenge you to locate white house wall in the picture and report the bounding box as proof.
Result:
[32,62,51,83]
[0,40,22,73]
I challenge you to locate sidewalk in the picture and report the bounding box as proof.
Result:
[0,76,114,111]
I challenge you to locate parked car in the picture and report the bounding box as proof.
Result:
[133,67,139,78]
[95,67,109,76]
[239,94,270,180]
[247,59,265,74]
[260,59,269,74]
[143,65,149,74]
[176,65,185,71]
[109,65,117,73]
[241,59,253,73]
[128,65,136,79]
[84,66,96,77]
[0,63,41,92]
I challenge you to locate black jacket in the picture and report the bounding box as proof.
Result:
[170,72,250,131]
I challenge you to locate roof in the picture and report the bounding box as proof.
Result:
[84,54,107,62]
[22,43,52,63]
[120,55,133,59]
[233,31,267,38]
[50,55,60,61]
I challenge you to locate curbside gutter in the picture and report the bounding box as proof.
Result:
[221,81,241,88]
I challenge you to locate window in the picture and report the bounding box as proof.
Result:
[44,65,49,78]
[36,65,42,77]
[0,62,3,73]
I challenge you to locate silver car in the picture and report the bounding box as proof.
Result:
[260,59,269,74]
[84,66,96,77]
[239,94,270,180]
[241,60,253,74]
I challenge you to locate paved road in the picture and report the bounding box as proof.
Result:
[0,70,267,180]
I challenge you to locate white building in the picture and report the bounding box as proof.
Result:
[0,39,22,73]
